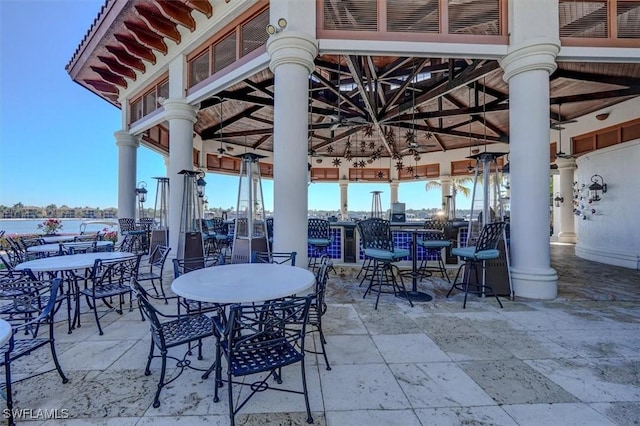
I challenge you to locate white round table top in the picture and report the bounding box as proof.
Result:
[40,235,79,244]
[27,241,113,254]
[0,319,12,347]
[171,263,316,304]
[16,252,136,273]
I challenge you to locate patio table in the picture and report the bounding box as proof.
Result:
[0,319,12,348]
[27,241,113,255]
[397,228,443,302]
[171,263,315,304]
[15,252,136,332]
[40,235,79,244]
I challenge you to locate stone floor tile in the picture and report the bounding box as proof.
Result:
[321,304,368,335]
[414,406,518,426]
[390,362,496,408]
[590,402,640,426]
[326,409,422,426]
[321,334,384,365]
[372,333,451,363]
[319,364,411,411]
[428,332,515,361]
[458,359,579,405]
[502,402,617,426]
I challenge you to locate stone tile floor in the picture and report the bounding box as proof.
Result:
[8,243,640,425]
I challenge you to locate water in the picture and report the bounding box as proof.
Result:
[0,219,118,236]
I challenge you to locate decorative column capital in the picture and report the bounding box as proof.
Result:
[500,40,560,82]
[114,130,140,148]
[162,98,198,123]
[267,31,318,74]
[554,156,577,170]
[339,180,349,187]
[439,175,452,185]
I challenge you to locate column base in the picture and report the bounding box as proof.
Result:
[558,232,577,244]
[511,266,558,300]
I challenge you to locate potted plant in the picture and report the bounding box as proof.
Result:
[38,219,63,236]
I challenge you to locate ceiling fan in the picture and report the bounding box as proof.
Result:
[551,104,577,159]
[399,140,436,154]
[328,114,368,130]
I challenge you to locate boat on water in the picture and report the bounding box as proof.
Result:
[79,220,119,235]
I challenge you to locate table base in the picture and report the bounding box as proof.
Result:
[397,290,433,302]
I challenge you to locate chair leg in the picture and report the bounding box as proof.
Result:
[317,323,331,371]
[5,353,14,426]
[48,334,69,384]
[300,358,313,424]
[152,349,168,408]
[228,369,235,426]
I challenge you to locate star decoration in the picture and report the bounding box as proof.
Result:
[327,145,334,153]
[406,166,414,175]
[404,130,416,144]
[332,158,341,167]
[344,151,352,161]
[359,160,366,168]
[352,161,359,168]
[369,141,376,150]
[377,171,385,180]
[395,161,404,171]
[371,150,381,161]
[425,131,433,140]
[363,125,374,137]
[392,151,402,160]
[385,128,395,145]
[345,141,351,149]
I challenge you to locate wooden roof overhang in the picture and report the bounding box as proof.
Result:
[66,0,640,178]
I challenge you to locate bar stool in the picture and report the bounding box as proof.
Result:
[447,221,506,309]
[416,220,452,282]
[356,218,413,310]
[307,219,332,270]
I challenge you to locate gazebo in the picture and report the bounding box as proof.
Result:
[66,0,640,299]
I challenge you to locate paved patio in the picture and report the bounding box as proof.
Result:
[11,243,640,425]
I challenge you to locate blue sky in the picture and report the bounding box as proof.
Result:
[0,1,461,213]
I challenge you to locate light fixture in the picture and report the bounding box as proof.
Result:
[554,192,564,207]
[196,170,207,198]
[501,159,510,189]
[136,181,148,219]
[595,112,609,121]
[588,174,607,201]
[266,17,287,35]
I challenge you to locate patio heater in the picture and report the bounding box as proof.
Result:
[465,151,512,298]
[231,153,269,263]
[177,169,206,266]
[149,176,169,252]
[370,191,383,219]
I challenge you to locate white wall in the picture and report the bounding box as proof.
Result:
[575,140,640,269]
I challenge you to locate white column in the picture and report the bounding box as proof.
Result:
[163,156,170,175]
[114,130,140,219]
[339,180,348,220]
[556,157,577,243]
[389,180,399,204]
[440,175,452,211]
[268,31,318,268]
[501,40,560,299]
[163,98,198,257]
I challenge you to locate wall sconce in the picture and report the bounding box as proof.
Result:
[266,17,287,35]
[588,174,607,201]
[553,192,564,207]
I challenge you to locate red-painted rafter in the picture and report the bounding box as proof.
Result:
[84,79,119,94]
[135,3,181,43]
[184,0,213,18]
[90,66,128,88]
[124,20,168,55]
[154,0,196,31]
[105,45,146,72]
[114,33,157,64]
[97,55,137,80]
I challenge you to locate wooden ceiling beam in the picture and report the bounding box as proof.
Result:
[97,55,137,80]
[114,33,156,64]
[243,78,274,98]
[252,134,271,150]
[346,55,393,155]
[551,87,640,105]
[105,45,146,72]
[311,70,366,115]
[379,58,430,118]
[124,20,168,54]
[395,121,504,142]
[200,105,263,140]
[135,3,181,44]
[311,126,362,151]
[554,69,640,88]
[154,0,196,31]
